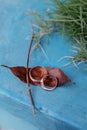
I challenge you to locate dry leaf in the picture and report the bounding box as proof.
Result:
[2,65,71,87]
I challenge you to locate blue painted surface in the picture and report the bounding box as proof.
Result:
[0,107,38,130]
[0,0,87,130]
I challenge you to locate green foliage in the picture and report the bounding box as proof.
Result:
[29,0,87,61]
[29,11,54,46]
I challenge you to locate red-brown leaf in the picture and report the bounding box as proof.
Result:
[1,65,71,87]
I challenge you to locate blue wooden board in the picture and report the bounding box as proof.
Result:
[0,0,87,130]
[0,107,38,130]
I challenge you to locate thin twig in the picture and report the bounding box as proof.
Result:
[39,44,49,60]
[32,23,42,30]
[70,49,78,53]
[30,44,37,56]
[57,56,74,62]
[71,45,81,50]
[62,62,72,67]
[78,60,87,65]
[26,22,36,115]
[72,60,79,69]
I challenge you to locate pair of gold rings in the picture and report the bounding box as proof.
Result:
[29,66,58,91]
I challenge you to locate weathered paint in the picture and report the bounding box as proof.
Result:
[0,0,87,130]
